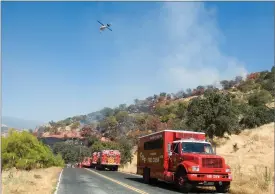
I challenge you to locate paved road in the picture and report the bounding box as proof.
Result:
[56,168,219,194]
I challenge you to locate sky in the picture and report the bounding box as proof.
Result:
[2,2,274,122]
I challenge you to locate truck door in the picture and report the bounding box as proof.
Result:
[169,142,181,172]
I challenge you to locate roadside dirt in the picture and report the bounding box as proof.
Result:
[2,167,62,194]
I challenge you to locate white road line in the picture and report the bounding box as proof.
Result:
[54,168,64,194]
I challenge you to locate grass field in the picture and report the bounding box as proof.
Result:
[2,167,62,194]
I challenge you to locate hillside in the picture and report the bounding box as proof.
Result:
[119,122,274,194]
[35,67,274,143]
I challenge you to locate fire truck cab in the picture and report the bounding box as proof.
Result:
[137,130,232,193]
[91,152,100,168]
[81,157,92,168]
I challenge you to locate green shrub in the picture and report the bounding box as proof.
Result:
[240,106,274,129]
[71,122,80,129]
[240,111,260,129]
[254,106,274,125]
[237,80,257,93]
[53,142,90,164]
[248,90,273,107]
[186,91,239,138]
[1,130,64,170]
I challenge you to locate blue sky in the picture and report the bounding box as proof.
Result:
[2,2,274,122]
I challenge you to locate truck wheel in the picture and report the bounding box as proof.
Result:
[113,166,118,171]
[143,168,150,184]
[110,167,115,171]
[215,182,230,193]
[175,168,192,193]
[96,165,103,171]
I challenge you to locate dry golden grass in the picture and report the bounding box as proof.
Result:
[120,123,275,194]
[2,167,62,194]
[119,147,138,174]
[216,122,274,194]
[266,101,275,108]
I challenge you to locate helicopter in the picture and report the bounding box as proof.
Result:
[97,20,112,32]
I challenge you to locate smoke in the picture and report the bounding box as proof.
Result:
[155,2,248,91]
[110,2,248,95]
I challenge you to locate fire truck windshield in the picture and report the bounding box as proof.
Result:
[182,142,214,154]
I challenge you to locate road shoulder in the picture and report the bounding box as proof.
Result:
[2,167,62,194]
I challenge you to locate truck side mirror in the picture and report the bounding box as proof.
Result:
[169,151,173,156]
[213,145,217,155]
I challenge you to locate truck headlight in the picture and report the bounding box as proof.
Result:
[189,166,199,172]
[226,168,231,172]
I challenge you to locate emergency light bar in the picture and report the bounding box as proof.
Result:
[102,150,120,155]
[175,132,205,141]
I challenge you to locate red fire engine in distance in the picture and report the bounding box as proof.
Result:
[91,150,121,171]
[78,150,121,171]
[137,130,232,193]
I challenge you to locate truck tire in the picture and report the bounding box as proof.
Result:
[96,165,103,171]
[215,182,230,193]
[113,166,118,171]
[143,168,158,185]
[175,168,192,193]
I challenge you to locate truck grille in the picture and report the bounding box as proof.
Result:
[202,158,223,168]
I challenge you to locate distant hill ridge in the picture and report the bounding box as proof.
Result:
[2,116,44,130]
[1,124,9,132]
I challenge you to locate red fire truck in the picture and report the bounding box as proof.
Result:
[91,150,121,171]
[137,130,232,193]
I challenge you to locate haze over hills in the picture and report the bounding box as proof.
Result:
[2,116,44,130]
[1,124,9,132]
